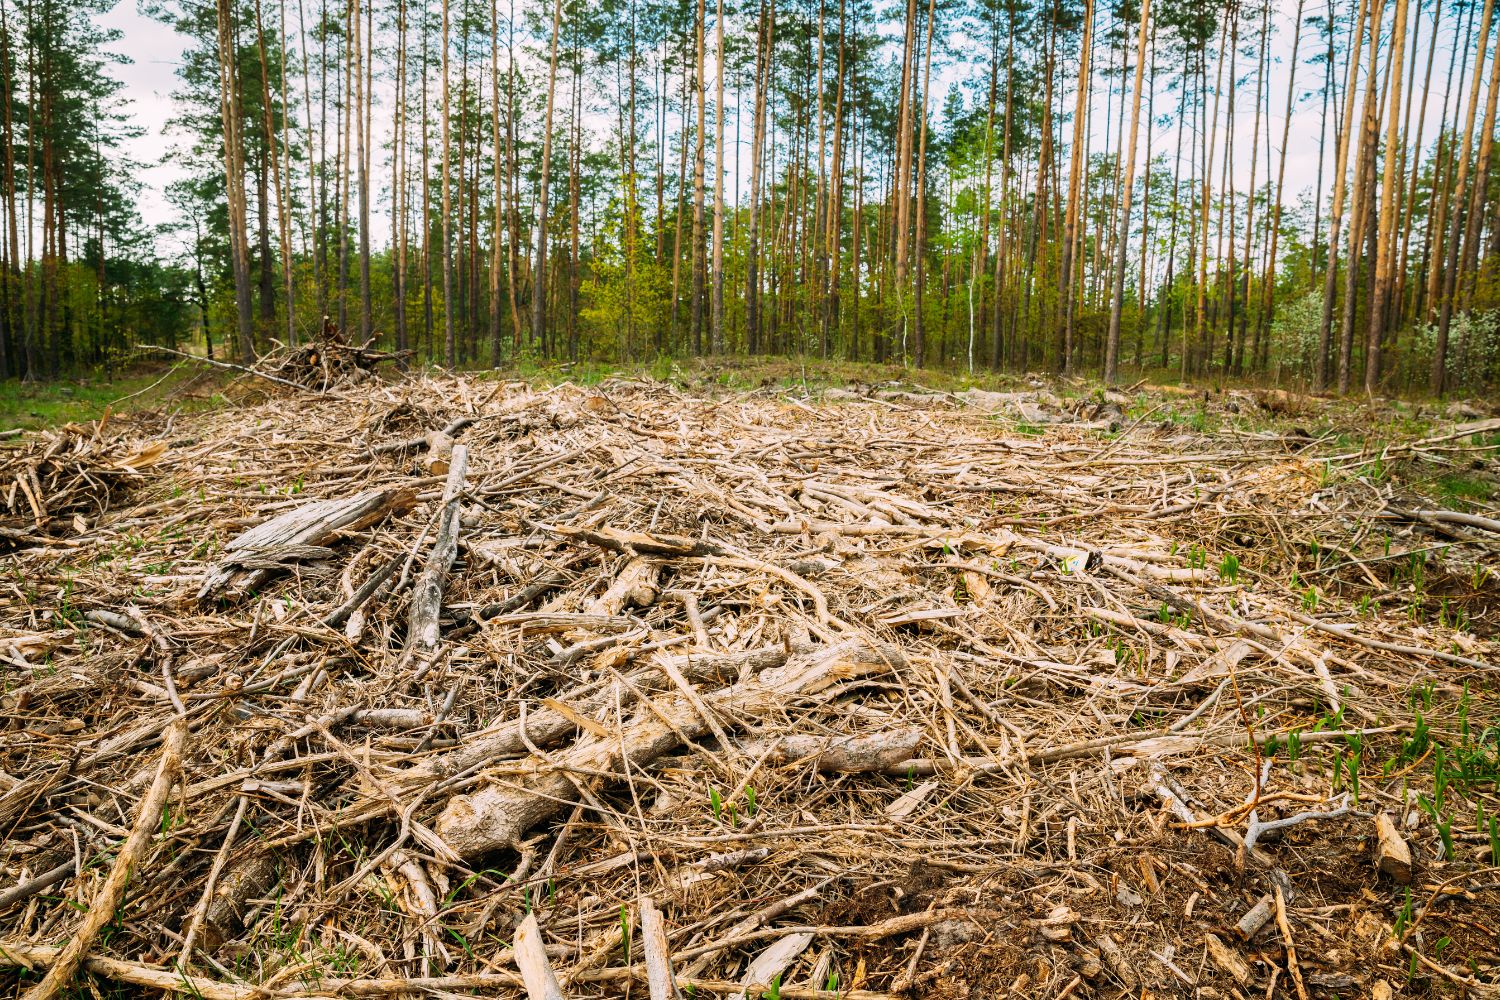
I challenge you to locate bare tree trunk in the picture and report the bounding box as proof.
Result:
[488,0,502,365]
[1314,0,1371,391]
[709,0,726,354]
[355,0,371,343]
[989,7,1014,370]
[393,0,407,354]
[505,0,522,352]
[215,0,256,361]
[1256,0,1304,371]
[1057,0,1094,374]
[439,0,454,364]
[528,0,563,352]
[253,0,294,350]
[1103,0,1150,384]
[1365,0,1407,394]
[911,0,936,368]
[1456,13,1500,312]
[891,0,917,362]
[745,1,770,354]
[689,0,706,354]
[1338,17,1383,396]
[1430,0,1494,392]
[1392,0,1440,329]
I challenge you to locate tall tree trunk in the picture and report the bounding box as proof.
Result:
[530,0,563,349]
[1365,0,1407,394]
[393,0,408,354]
[1056,0,1094,374]
[355,0,371,342]
[1257,0,1304,371]
[216,0,256,361]
[1456,14,1500,312]
[709,0,726,353]
[911,0,936,368]
[890,0,917,361]
[440,0,455,364]
[745,0,769,354]
[988,6,1014,371]
[1103,0,1149,384]
[689,0,706,354]
[488,0,502,365]
[505,0,522,351]
[1314,0,1371,391]
[1338,14,1383,396]
[1430,0,1493,393]
[1392,0,1440,329]
[253,0,295,349]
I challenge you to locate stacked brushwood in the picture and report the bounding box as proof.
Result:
[1,424,168,550]
[263,318,412,390]
[2,370,1499,1000]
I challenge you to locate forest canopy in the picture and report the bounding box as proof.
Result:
[1,0,1498,395]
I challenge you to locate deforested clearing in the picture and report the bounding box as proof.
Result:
[3,365,1499,999]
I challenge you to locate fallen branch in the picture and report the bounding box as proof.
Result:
[434,642,904,857]
[407,444,469,654]
[20,719,186,1000]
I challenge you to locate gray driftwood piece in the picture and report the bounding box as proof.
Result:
[742,728,925,773]
[198,487,415,601]
[406,444,469,654]
[435,641,905,858]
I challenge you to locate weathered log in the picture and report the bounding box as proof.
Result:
[434,641,904,858]
[21,720,185,1000]
[1235,894,1274,941]
[730,933,813,1000]
[198,487,415,601]
[407,445,468,654]
[742,728,925,773]
[639,896,682,1000]
[513,912,565,1000]
[382,643,811,800]
[423,431,455,477]
[586,557,661,616]
[1374,812,1412,883]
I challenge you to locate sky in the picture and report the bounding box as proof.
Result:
[100,1,192,255]
[95,0,1473,264]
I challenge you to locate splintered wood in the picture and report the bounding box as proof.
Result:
[2,372,1499,999]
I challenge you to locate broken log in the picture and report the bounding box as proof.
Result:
[21,720,186,1000]
[198,487,415,601]
[743,728,925,773]
[513,912,566,1000]
[586,557,661,616]
[434,641,904,857]
[639,896,682,1000]
[407,445,469,654]
[1375,812,1412,883]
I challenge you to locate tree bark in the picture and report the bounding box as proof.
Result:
[530,0,563,351]
[1103,0,1150,384]
[1365,0,1407,394]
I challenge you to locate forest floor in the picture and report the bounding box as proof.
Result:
[2,352,1500,999]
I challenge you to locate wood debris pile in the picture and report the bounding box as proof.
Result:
[261,319,413,391]
[1,424,169,550]
[2,372,1498,999]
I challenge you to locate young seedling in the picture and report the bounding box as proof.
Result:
[1219,553,1240,583]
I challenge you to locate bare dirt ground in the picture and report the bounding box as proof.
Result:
[3,359,1499,999]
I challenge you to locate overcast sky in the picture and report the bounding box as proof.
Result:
[96,0,1474,266]
[100,2,191,254]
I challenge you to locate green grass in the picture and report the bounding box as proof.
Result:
[1434,472,1494,504]
[1,364,229,432]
